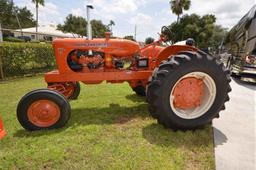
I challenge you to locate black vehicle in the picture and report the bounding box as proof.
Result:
[17,36,31,42]
[220,5,256,83]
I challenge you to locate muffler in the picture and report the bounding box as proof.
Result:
[86,5,94,40]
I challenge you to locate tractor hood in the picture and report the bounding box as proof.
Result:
[52,38,140,57]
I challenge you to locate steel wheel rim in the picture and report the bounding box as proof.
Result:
[170,72,216,119]
[27,100,61,127]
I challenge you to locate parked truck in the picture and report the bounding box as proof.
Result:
[221,5,256,83]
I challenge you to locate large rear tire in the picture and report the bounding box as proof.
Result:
[17,89,71,131]
[147,51,231,130]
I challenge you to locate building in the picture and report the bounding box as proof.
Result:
[12,25,80,41]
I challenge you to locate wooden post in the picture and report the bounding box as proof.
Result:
[0,23,2,42]
[0,23,4,80]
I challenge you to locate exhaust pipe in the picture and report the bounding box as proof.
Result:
[86,5,94,40]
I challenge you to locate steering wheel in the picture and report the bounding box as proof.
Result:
[161,26,172,42]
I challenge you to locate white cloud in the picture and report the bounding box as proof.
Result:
[14,0,62,26]
[86,0,147,17]
[186,0,255,28]
[81,0,167,40]
[13,0,255,41]
[38,2,62,25]
[71,8,84,17]
[130,13,152,25]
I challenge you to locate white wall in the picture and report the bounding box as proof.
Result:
[13,32,59,41]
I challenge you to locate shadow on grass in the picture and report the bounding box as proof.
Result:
[142,123,213,147]
[69,103,149,126]
[125,94,146,103]
[14,100,149,137]
[14,93,212,148]
[14,128,66,138]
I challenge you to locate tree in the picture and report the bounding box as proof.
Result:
[166,13,226,52]
[108,20,115,34]
[145,37,155,44]
[123,35,135,41]
[57,14,87,37]
[169,0,191,22]
[91,20,109,38]
[0,0,36,29]
[57,14,109,38]
[31,0,44,40]
[210,25,228,52]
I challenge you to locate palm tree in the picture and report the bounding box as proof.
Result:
[108,20,115,34]
[32,0,45,40]
[170,0,191,22]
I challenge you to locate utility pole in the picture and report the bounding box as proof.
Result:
[10,0,23,36]
[134,25,137,41]
[35,2,38,40]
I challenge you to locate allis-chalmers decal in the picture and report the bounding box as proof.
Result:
[74,43,109,47]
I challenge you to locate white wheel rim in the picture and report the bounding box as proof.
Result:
[170,72,216,119]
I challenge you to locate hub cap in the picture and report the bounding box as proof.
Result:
[170,72,216,119]
[27,100,60,127]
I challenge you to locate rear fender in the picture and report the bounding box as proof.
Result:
[156,45,198,66]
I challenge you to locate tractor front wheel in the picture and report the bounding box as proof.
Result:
[147,51,231,130]
[17,89,71,131]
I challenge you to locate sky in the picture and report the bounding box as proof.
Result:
[13,0,256,41]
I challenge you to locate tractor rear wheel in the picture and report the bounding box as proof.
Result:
[147,51,231,130]
[17,89,71,131]
[68,82,81,100]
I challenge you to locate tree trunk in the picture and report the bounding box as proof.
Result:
[0,24,3,80]
[36,3,38,41]
[177,14,180,23]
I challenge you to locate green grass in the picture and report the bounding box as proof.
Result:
[0,76,215,170]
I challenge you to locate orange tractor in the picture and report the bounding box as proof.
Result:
[17,6,231,131]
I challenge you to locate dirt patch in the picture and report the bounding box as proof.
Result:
[114,116,133,124]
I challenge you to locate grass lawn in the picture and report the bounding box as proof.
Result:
[0,76,215,170]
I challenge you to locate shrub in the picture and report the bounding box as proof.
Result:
[0,42,55,78]
[3,36,25,42]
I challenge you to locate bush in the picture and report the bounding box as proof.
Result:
[145,37,155,44]
[0,42,55,78]
[3,36,25,42]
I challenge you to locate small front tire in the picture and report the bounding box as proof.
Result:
[17,89,71,131]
